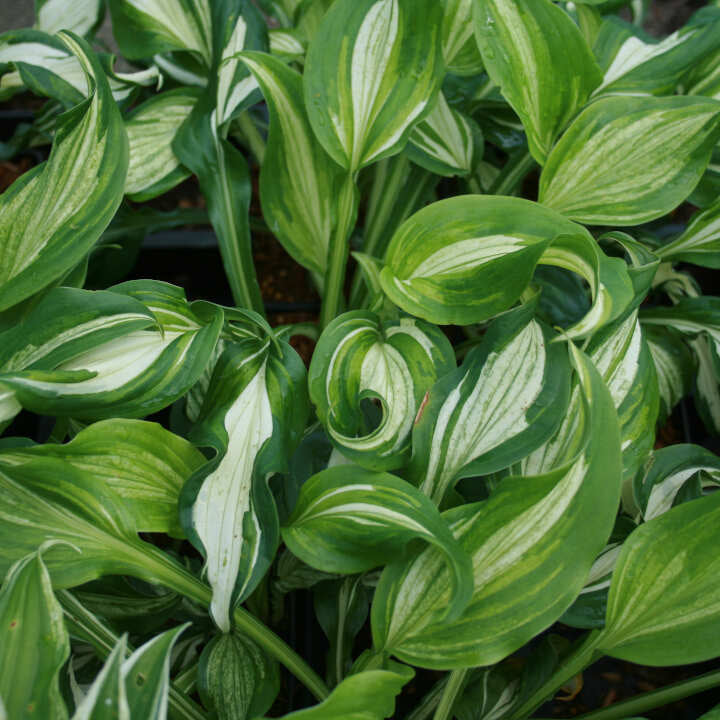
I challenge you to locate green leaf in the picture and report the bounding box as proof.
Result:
[303,0,444,172]
[72,636,128,720]
[407,91,479,177]
[256,666,413,720]
[539,95,720,226]
[598,492,720,665]
[538,231,635,340]
[0,284,223,420]
[35,0,104,36]
[58,591,207,720]
[308,311,455,470]
[472,0,602,164]
[0,548,70,720]
[215,3,267,126]
[442,0,484,76]
[282,466,474,622]
[0,427,205,592]
[198,632,279,720]
[585,311,659,501]
[692,334,720,435]
[123,625,190,720]
[641,296,720,356]
[0,33,128,312]
[314,577,370,686]
[240,50,344,276]
[108,0,213,67]
[658,198,720,268]
[634,444,720,521]
[0,29,159,106]
[594,16,720,96]
[0,419,204,537]
[372,344,622,669]
[173,89,264,312]
[454,636,568,720]
[408,307,571,505]
[644,325,694,426]
[380,195,599,327]
[125,89,200,202]
[181,338,309,631]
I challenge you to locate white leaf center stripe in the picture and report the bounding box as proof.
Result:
[411,93,472,172]
[242,58,331,271]
[36,0,101,35]
[410,235,531,279]
[193,359,272,632]
[217,16,248,126]
[348,0,399,168]
[36,330,185,395]
[599,32,690,91]
[421,321,545,500]
[125,0,212,63]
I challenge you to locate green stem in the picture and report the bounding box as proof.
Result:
[235,111,266,165]
[489,150,536,197]
[510,631,603,720]
[572,669,720,720]
[135,545,331,702]
[433,669,468,720]
[57,590,207,720]
[320,174,358,329]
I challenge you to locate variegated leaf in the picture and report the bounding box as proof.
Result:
[472,0,602,164]
[442,0,484,76]
[108,0,213,67]
[36,0,104,36]
[181,338,308,631]
[523,312,657,505]
[72,636,129,720]
[379,195,632,336]
[283,467,474,622]
[598,491,720,665]
[407,91,478,177]
[173,42,265,311]
[269,30,305,59]
[0,30,159,105]
[692,334,720,435]
[0,33,128,312]
[641,296,720,357]
[539,95,720,226]
[122,625,189,720]
[593,17,720,96]
[125,89,200,201]
[241,51,344,276]
[216,4,266,126]
[0,549,70,720]
[658,198,720,269]
[198,632,279,720]
[634,444,720,522]
[644,325,694,427]
[303,0,444,171]
[454,637,568,720]
[538,233,635,340]
[308,311,455,471]
[585,312,659,505]
[408,307,571,505]
[0,419,204,537]
[371,344,622,669]
[0,283,223,419]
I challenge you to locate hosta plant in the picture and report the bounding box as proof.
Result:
[2,0,720,718]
